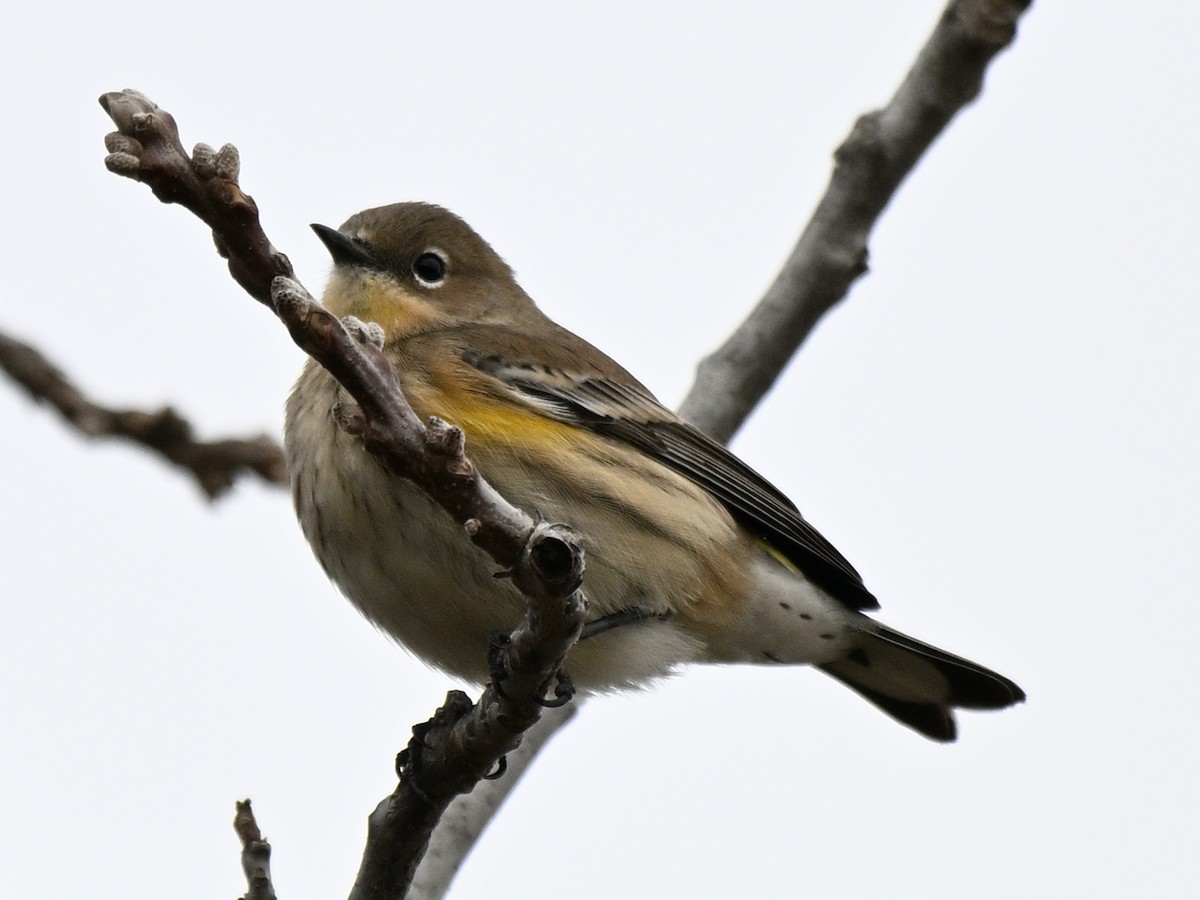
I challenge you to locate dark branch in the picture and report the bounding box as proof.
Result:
[678,0,1034,442]
[0,328,285,499]
[100,89,589,895]
[349,523,585,899]
[99,90,292,306]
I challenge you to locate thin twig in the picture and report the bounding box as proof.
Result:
[0,328,286,498]
[234,800,279,900]
[99,92,290,306]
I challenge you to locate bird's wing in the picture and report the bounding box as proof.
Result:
[462,350,880,611]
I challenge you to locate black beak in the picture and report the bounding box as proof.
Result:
[310,223,377,269]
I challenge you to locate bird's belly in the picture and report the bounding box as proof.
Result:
[284,367,706,688]
[315,469,525,678]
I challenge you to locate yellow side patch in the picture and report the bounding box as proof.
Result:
[423,390,578,455]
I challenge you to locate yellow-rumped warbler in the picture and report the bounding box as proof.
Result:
[284,202,1023,741]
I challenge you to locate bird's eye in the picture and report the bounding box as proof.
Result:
[412,251,448,286]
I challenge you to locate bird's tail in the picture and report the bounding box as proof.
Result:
[819,624,1025,741]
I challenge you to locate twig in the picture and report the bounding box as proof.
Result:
[0,328,286,498]
[234,800,278,900]
[678,0,1034,443]
[99,92,290,306]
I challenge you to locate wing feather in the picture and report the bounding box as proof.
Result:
[463,350,880,611]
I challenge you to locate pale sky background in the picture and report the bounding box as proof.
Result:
[2,2,1197,898]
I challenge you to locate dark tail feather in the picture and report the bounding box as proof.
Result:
[820,624,1025,742]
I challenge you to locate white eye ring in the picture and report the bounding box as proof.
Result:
[412,248,448,287]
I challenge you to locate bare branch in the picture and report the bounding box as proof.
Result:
[99,90,291,306]
[407,704,578,899]
[0,328,286,498]
[414,1,1036,895]
[678,0,1033,442]
[100,90,590,893]
[234,800,279,900]
[348,526,586,899]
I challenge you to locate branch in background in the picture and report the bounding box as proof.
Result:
[99,89,589,897]
[678,0,1033,443]
[417,0,1035,896]
[0,328,286,499]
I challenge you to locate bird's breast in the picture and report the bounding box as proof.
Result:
[284,359,754,687]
